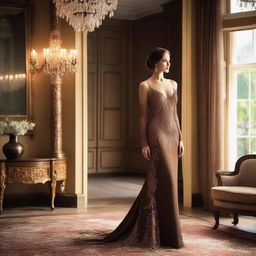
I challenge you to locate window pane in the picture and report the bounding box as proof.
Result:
[230,0,256,13]
[252,71,256,99]
[237,71,249,99]
[251,138,256,154]
[237,101,249,136]
[231,29,256,64]
[250,101,256,135]
[237,137,249,158]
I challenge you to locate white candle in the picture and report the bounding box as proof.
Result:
[31,49,37,59]
[60,48,67,54]
[43,48,49,56]
[71,49,77,57]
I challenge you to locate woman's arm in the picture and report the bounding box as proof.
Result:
[172,81,183,141]
[139,82,151,160]
[172,81,184,156]
[175,104,183,142]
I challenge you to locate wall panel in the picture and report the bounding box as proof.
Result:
[103,110,121,140]
[88,71,97,143]
[88,20,130,173]
[100,31,126,66]
[88,149,96,173]
[103,72,122,108]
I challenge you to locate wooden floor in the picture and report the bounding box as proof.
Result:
[1,175,256,234]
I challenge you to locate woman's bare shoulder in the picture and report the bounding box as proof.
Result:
[167,79,178,91]
[139,80,151,90]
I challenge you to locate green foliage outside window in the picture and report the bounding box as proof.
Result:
[237,137,249,157]
[237,72,248,99]
[237,101,248,136]
[237,70,256,158]
[251,101,256,136]
[252,71,256,98]
[251,138,256,153]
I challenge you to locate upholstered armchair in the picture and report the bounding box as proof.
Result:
[211,154,256,230]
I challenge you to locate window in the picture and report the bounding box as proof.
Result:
[230,0,256,13]
[228,29,256,167]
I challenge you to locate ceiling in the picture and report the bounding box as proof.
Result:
[113,0,171,20]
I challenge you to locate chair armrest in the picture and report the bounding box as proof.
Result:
[216,155,256,186]
[216,170,238,186]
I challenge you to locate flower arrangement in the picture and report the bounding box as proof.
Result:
[0,118,35,136]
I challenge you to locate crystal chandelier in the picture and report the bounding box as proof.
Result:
[53,0,118,32]
[238,0,256,8]
[30,30,77,77]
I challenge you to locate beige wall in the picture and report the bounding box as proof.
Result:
[1,0,80,196]
[0,0,51,161]
[1,0,51,193]
[182,0,200,207]
[61,22,76,194]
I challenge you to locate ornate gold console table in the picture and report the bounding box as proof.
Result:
[0,158,67,213]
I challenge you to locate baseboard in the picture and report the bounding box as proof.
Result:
[54,193,78,208]
[192,193,203,207]
[3,193,80,209]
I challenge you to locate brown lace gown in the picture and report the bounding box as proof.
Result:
[103,87,184,249]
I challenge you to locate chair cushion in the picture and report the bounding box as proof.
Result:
[213,200,256,212]
[211,186,256,205]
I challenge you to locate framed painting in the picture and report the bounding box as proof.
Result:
[0,0,34,120]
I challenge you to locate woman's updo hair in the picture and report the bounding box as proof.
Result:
[145,47,170,71]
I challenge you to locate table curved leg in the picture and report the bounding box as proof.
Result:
[51,179,57,210]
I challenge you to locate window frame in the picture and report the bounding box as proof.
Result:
[225,0,256,15]
[224,0,256,169]
[228,64,256,166]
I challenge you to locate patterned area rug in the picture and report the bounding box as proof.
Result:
[0,210,255,256]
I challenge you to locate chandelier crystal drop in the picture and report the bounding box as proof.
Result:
[53,0,118,33]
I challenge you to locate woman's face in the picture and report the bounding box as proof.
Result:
[155,51,170,73]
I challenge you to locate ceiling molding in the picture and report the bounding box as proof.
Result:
[113,0,171,20]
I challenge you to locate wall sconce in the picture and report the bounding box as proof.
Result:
[30,29,77,158]
[30,30,77,76]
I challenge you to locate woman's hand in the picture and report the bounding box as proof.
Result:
[178,140,184,157]
[142,145,151,160]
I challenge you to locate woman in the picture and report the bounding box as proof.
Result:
[102,47,184,249]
